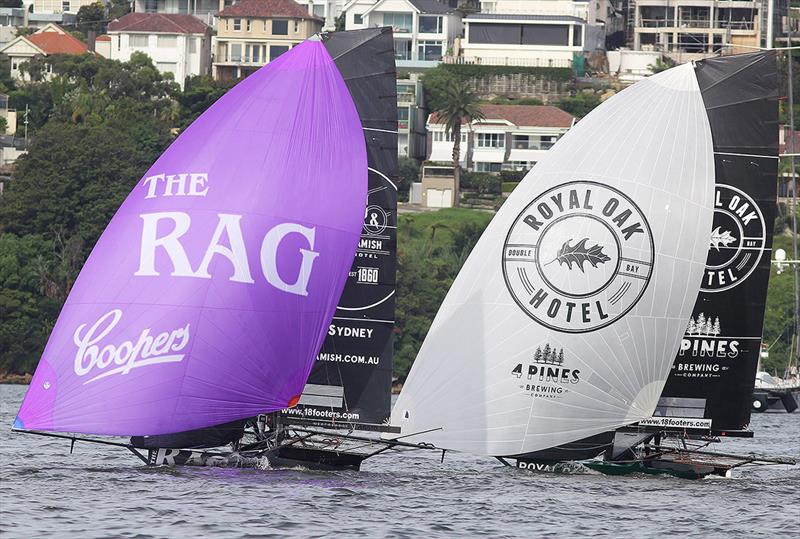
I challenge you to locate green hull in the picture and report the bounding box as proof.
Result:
[584,460,703,480]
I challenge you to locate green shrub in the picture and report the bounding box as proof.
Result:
[461,171,501,195]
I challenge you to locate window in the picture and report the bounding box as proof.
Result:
[157,35,177,48]
[156,62,177,75]
[246,19,252,32]
[418,15,442,33]
[393,39,412,61]
[270,45,290,61]
[417,40,442,61]
[540,135,559,150]
[397,107,409,129]
[294,20,300,32]
[272,19,288,35]
[144,0,158,13]
[469,23,570,47]
[130,35,149,48]
[189,38,197,54]
[433,131,466,143]
[475,162,502,172]
[312,4,324,17]
[11,61,17,70]
[383,12,412,32]
[476,133,504,148]
[62,0,70,12]
[512,135,534,149]
[507,161,535,171]
[230,43,242,62]
[248,43,260,63]
[233,18,241,31]
[572,25,582,47]
[353,13,363,25]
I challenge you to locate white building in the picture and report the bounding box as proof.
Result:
[34,0,96,14]
[632,0,767,60]
[0,23,88,81]
[344,0,462,69]
[134,0,220,26]
[107,12,212,89]
[457,0,618,68]
[0,7,27,48]
[427,104,574,172]
[397,74,426,158]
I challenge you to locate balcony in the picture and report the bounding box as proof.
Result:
[443,56,572,68]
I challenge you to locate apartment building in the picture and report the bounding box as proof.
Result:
[107,13,212,89]
[344,0,462,69]
[34,0,96,14]
[397,75,426,158]
[213,0,323,81]
[134,0,221,25]
[457,0,620,68]
[427,104,574,173]
[632,0,766,59]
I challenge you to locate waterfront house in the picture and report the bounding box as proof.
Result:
[213,0,323,81]
[344,0,462,70]
[456,0,618,68]
[427,104,574,173]
[0,23,88,81]
[107,12,212,89]
[397,74,426,158]
[631,0,768,60]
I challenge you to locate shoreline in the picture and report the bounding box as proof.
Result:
[0,373,32,384]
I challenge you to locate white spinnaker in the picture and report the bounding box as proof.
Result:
[391,63,715,456]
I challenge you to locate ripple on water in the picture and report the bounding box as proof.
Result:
[1,384,799,538]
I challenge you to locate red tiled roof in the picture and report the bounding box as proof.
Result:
[218,0,323,20]
[96,35,111,41]
[27,30,88,55]
[429,104,574,128]
[108,13,210,34]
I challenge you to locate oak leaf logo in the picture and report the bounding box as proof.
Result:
[548,238,611,272]
[709,226,736,251]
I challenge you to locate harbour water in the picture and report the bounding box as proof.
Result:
[1,384,798,538]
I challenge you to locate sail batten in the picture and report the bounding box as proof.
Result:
[392,62,716,457]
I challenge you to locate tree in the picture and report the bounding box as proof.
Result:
[0,0,22,7]
[0,122,153,251]
[433,80,483,207]
[107,0,131,19]
[76,2,106,34]
[556,92,601,118]
[0,234,64,373]
[397,156,419,199]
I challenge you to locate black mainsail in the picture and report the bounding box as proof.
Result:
[282,27,398,431]
[650,51,779,435]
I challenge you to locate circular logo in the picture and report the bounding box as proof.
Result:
[701,184,765,293]
[363,205,388,236]
[502,181,654,333]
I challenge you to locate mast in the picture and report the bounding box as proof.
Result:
[655,51,779,433]
[284,28,399,430]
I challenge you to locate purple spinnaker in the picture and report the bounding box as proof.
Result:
[14,41,367,436]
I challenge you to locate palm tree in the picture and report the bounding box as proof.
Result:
[435,80,483,207]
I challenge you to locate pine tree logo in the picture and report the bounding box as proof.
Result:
[533,344,565,364]
[685,313,721,336]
